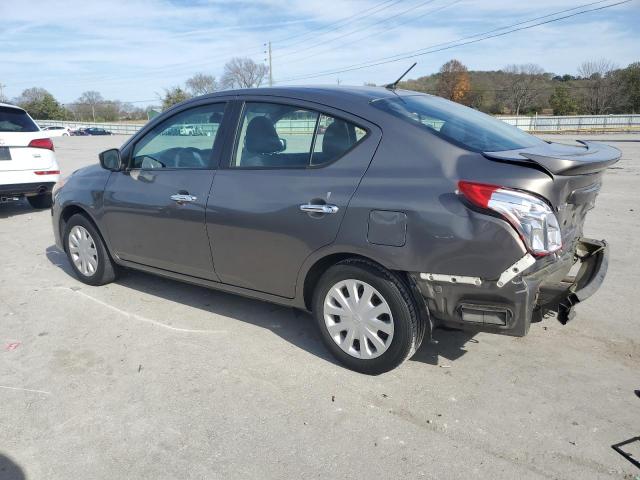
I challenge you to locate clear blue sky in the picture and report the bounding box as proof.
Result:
[1,0,638,105]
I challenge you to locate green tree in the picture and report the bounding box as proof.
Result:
[15,87,66,119]
[619,62,640,113]
[549,85,577,115]
[161,86,190,110]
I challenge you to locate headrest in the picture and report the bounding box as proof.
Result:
[322,120,352,159]
[245,116,283,154]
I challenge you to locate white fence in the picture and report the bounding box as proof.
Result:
[37,114,640,136]
[37,120,144,135]
[499,114,640,132]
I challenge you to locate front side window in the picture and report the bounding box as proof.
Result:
[132,103,226,169]
[371,95,545,152]
[232,102,367,168]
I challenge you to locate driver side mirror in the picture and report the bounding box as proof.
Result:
[99,148,121,171]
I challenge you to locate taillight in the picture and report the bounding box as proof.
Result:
[34,170,60,175]
[28,138,54,150]
[458,181,562,257]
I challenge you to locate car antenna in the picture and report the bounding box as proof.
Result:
[384,62,417,91]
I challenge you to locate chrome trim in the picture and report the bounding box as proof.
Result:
[300,204,339,214]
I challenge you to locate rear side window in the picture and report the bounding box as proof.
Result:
[232,102,366,168]
[0,107,39,132]
[371,95,545,152]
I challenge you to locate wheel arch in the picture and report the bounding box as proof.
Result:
[59,204,109,255]
[300,252,411,310]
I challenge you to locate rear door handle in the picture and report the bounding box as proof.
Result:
[170,193,197,203]
[299,204,339,214]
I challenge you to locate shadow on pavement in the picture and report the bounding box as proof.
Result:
[0,453,25,480]
[46,245,339,367]
[410,328,477,366]
[46,245,473,369]
[0,198,42,219]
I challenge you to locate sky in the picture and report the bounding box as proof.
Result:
[1,0,638,106]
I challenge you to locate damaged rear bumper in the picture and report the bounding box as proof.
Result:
[411,238,609,336]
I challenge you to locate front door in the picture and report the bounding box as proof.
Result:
[102,102,228,280]
[206,99,381,298]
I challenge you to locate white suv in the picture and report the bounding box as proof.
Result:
[0,103,60,209]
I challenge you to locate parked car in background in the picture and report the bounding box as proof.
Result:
[70,128,88,136]
[51,86,619,374]
[84,127,112,136]
[41,125,71,137]
[0,103,60,208]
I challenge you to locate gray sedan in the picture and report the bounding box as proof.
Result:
[51,86,619,374]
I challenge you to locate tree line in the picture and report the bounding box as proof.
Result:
[2,56,638,121]
[399,58,640,115]
[0,57,268,121]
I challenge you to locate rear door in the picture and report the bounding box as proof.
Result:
[206,98,381,298]
[102,101,230,280]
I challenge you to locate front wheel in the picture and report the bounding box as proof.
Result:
[312,259,422,374]
[64,214,117,286]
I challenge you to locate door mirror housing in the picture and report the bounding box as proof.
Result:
[99,148,121,171]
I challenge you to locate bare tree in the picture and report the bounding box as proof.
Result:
[436,59,471,104]
[501,64,545,115]
[76,91,104,122]
[221,58,268,89]
[186,73,218,96]
[578,59,619,114]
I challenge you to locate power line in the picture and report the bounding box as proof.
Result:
[272,0,401,46]
[274,0,438,60]
[275,0,631,83]
[351,0,615,70]
[281,0,461,66]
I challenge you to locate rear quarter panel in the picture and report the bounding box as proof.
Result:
[315,119,541,281]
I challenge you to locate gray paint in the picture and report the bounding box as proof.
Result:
[367,210,407,247]
[51,85,619,337]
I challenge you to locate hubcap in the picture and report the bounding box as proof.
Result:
[68,225,98,276]
[323,279,394,360]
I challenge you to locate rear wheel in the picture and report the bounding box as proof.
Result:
[27,193,52,209]
[64,214,117,286]
[313,259,421,374]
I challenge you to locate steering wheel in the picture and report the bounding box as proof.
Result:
[175,147,206,168]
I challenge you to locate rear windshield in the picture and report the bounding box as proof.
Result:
[371,95,544,152]
[0,106,39,133]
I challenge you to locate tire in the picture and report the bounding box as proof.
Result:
[312,258,422,374]
[64,213,117,286]
[27,193,53,209]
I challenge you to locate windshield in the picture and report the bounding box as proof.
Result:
[0,106,39,133]
[371,95,544,152]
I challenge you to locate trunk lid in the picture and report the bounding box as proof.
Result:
[483,140,620,176]
[483,140,621,252]
[0,132,55,171]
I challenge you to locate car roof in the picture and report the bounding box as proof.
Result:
[194,85,428,116]
[0,102,26,111]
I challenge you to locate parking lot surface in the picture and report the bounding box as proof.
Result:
[1,134,639,479]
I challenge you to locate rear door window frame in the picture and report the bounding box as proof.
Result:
[223,97,371,171]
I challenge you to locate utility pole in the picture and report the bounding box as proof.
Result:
[268,41,273,87]
[0,83,6,102]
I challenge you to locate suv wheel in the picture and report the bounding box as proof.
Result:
[27,193,52,209]
[64,214,117,286]
[313,259,421,374]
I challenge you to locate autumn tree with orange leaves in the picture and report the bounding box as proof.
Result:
[436,59,471,104]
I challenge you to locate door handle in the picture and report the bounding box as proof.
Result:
[299,203,339,214]
[170,193,197,203]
